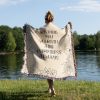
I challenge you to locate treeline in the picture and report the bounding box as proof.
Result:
[73,31,100,51]
[0,25,24,52]
[0,25,100,52]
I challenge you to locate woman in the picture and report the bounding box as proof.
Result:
[45,11,56,96]
[22,11,76,96]
[44,11,75,96]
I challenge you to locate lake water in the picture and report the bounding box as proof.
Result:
[0,52,100,81]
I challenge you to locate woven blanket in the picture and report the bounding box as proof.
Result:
[21,22,76,79]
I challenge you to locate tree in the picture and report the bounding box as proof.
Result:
[4,32,16,51]
[0,32,7,51]
[73,31,79,50]
[79,34,89,50]
[0,25,12,51]
[95,31,100,51]
[13,27,24,51]
[0,25,24,52]
[0,25,11,33]
[88,35,96,50]
[79,34,96,50]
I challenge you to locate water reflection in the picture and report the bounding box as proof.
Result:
[0,52,100,81]
[96,52,100,68]
[76,51,100,81]
[0,53,24,79]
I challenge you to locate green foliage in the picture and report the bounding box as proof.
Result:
[73,31,98,51]
[87,35,95,50]
[13,27,24,51]
[0,25,100,52]
[78,34,88,50]
[73,31,79,50]
[95,31,100,51]
[78,34,96,50]
[4,32,16,51]
[0,80,100,100]
[0,25,24,52]
[0,32,7,51]
[0,25,12,51]
[0,25,12,33]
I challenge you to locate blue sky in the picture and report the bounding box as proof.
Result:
[0,0,100,35]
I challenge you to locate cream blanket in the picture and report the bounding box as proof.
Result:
[21,22,76,79]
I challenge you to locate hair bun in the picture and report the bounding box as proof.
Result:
[45,11,54,23]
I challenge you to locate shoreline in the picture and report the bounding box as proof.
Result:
[75,50,100,52]
[0,50,100,55]
[0,51,24,55]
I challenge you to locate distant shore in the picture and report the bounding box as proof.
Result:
[0,50,100,55]
[75,50,100,52]
[0,51,24,55]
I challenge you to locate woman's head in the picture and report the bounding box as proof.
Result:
[45,11,54,24]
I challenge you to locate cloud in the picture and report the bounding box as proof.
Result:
[0,0,27,6]
[60,0,100,12]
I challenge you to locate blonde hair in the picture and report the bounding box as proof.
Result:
[45,11,54,24]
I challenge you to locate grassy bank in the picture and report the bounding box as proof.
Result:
[0,80,100,100]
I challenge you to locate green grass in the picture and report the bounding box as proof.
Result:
[0,80,100,100]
